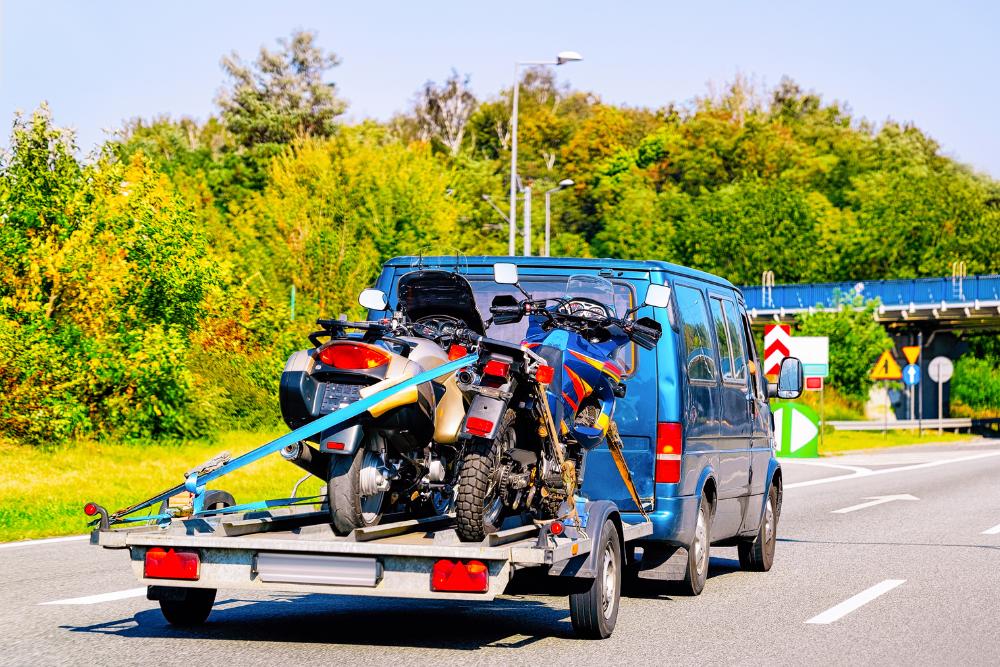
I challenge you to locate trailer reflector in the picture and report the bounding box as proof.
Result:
[431,559,489,593]
[144,548,200,580]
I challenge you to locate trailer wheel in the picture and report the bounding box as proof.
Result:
[455,409,513,542]
[328,445,385,536]
[569,518,621,639]
[738,482,778,572]
[158,587,216,627]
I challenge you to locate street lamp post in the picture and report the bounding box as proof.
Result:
[544,179,574,257]
[508,51,582,256]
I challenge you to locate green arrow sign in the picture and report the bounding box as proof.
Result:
[773,401,820,458]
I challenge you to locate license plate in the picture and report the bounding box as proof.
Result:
[319,383,363,413]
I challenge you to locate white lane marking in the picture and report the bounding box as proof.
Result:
[0,535,88,550]
[40,587,147,606]
[780,459,874,474]
[982,523,1000,535]
[831,494,919,514]
[805,579,906,624]
[786,450,1000,490]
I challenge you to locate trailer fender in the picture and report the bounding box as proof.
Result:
[547,500,623,579]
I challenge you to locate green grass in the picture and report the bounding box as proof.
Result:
[0,431,325,542]
[0,427,981,542]
[819,429,975,455]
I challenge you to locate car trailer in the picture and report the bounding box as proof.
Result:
[86,352,651,639]
[93,499,650,639]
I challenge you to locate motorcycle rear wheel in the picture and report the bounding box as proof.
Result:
[455,409,514,542]
[327,445,385,536]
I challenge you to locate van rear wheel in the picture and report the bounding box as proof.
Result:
[673,490,711,596]
[738,483,778,572]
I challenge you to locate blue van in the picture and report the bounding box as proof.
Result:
[373,255,804,595]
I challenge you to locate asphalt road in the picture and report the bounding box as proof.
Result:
[3,439,1000,666]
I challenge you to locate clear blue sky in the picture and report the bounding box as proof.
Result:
[2,1,997,177]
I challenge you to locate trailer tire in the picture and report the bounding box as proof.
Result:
[327,445,385,536]
[569,518,621,639]
[159,587,216,627]
[455,409,513,542]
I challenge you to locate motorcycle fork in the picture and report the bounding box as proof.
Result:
[531,383,580,523]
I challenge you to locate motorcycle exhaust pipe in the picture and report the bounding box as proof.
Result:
[456,368,479,385]
[280,441,331,479]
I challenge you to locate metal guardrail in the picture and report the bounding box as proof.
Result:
[741,275,1000,310]
[828,418,972,431]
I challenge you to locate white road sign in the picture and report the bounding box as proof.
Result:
[927,356,953,383]
[788,336,829,378]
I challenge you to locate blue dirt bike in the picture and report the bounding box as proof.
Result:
[451,263,669,542]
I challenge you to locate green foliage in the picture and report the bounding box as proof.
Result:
[2,34,999,446]
[794,294,893,401]
[218,30,346,147]
[952,354,1000,417]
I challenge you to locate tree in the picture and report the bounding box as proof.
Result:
[217,31,346,147]
[411,70,477,156]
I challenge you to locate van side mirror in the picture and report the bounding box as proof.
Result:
[776,357,804,399]
[493,262,519,285]
[644,283,671,309]
[358,288,388,311]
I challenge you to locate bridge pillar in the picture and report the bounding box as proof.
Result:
[890,330,968,421]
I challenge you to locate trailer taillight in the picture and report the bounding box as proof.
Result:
[318,343,391,370]
[431,559,489,593]
[483,360,510,379]
[144,548,200,580]
[655,422,683,484]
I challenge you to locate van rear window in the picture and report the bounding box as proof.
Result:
[465,277,637,376]
[675,285,717,382]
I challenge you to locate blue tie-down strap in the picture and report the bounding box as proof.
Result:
[102,354,479,526]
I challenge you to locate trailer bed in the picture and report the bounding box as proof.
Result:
[95,505,651,602]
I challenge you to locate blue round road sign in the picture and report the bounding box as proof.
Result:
[903,363,921,386]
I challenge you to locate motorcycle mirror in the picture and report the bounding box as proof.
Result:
[358,288,388,311]
[644,283,672,309]
[493,263,519,285]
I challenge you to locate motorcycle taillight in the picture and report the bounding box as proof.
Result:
[483,360,510,379]
[318,342,391,370]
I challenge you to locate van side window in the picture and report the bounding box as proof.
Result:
[740,310,764,398]
[675,285,717,382]
[709,297,734,378]
[722,299,748,384]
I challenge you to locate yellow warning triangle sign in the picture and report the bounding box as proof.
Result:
[871,350,903,380]
[902,346,920,365]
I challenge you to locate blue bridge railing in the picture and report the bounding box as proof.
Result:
[740,275,1000,310]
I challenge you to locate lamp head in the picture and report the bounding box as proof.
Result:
[556,51,583,65]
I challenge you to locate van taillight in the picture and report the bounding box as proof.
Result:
[655,422,683,484]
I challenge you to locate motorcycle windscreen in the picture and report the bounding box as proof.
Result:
[396,270,486,334]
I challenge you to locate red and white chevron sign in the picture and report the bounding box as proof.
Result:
[764,324,791,376]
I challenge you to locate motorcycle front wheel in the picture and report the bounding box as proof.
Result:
[455,409,514,542]
[327,445,385,536]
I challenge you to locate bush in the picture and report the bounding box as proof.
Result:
[952,355,1000,418]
